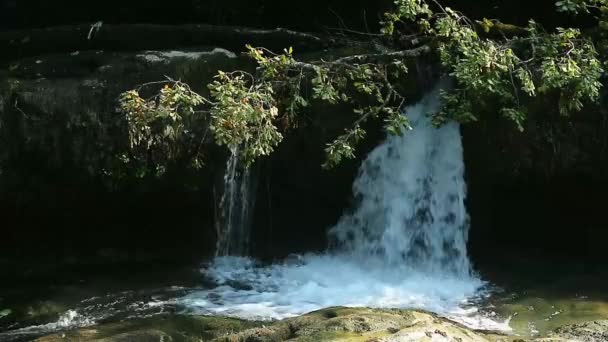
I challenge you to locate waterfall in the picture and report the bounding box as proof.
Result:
[181,85,503,330]
[329,88,471,276]
[215,148,254,256]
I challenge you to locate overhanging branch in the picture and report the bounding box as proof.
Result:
[292,45,432,71]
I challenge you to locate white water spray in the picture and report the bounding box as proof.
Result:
[215,148,254,256]
[181,86,507,331]
[329,86,470,276]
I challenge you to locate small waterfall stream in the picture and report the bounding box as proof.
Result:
[215,147,255,256]
[182,85,505,330]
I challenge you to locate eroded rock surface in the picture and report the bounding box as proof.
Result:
[36,308,510,342]
[540,320,608,342]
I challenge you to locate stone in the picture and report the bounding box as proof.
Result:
[544,320,608,342]
[35,308,608,342]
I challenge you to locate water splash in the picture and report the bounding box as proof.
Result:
[215,148,254,256]
[181,85,506,331]
[0,310,94,340]
[0,287,186,341]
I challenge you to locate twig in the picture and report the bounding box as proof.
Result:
[325,27,383,37]
[329,8,349,31]
[292,45,432,71]
[508,67,521,106]
[332,45,431,64]
[431,0,448,14]
[363,9,371,34]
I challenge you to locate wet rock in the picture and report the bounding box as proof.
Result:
[58,307,608,342]
[95,330,173,342]
[543,320,608,342]
[208,308,499,342]
[0,47,241,261]
[40,329,173,342]
[0,24,335,64]
[136,48,238,64]
[35,315,261,342]
[34,308,513,342]
[0,308,10,318]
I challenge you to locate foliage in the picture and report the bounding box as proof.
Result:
[246,45,413,168]
[119,0,607,171]
[381,0,432,35]
[555,0,608,14]
[208,70,282,166]
[119,81,207,176]
[384,0,605,130]
[121,45,412,168]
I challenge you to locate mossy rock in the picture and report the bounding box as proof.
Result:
[204,307,494,342]
[36,308,504,342]
[36,315,262,342]
[542,320,608,342]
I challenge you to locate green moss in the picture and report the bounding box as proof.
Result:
[297,330,375,342]
[172,315,262,340]
[38,315,262,342]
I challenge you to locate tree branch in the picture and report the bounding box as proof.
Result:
[292,44,432,71]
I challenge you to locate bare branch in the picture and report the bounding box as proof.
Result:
[292,45,432,71]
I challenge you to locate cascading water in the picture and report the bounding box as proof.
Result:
[215,147,254,256]
[329,88,470,276]
[181,85,507,330]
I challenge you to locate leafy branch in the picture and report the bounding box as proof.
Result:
[120,42,422,169]
[382,0,604,130]
[118,0,606,174]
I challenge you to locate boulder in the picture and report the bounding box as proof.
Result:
[35,308,506,342]
[543,320,608,342]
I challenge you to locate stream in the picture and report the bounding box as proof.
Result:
[0,258,607,341]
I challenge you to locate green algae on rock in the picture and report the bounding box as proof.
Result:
[35,308,504,342]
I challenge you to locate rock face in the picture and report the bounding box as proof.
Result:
[0,24,335,64]
[1,24,607,268]
[36,308,608,342]
[0,47,244,262]
[0,0,388,33]
[463,99,608,266]
[0,41,397,263]
[0,36,437,263]
[35,308,498,342]
[216,308,493,342]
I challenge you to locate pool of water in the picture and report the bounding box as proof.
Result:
[0,257,606,341]
[0,260,200,341]
[477,258,608,338]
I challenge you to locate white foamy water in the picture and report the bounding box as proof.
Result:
[180,86,510,331]
[0,310,95,339]
[329,84,470,276]
[0,287,186,340]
